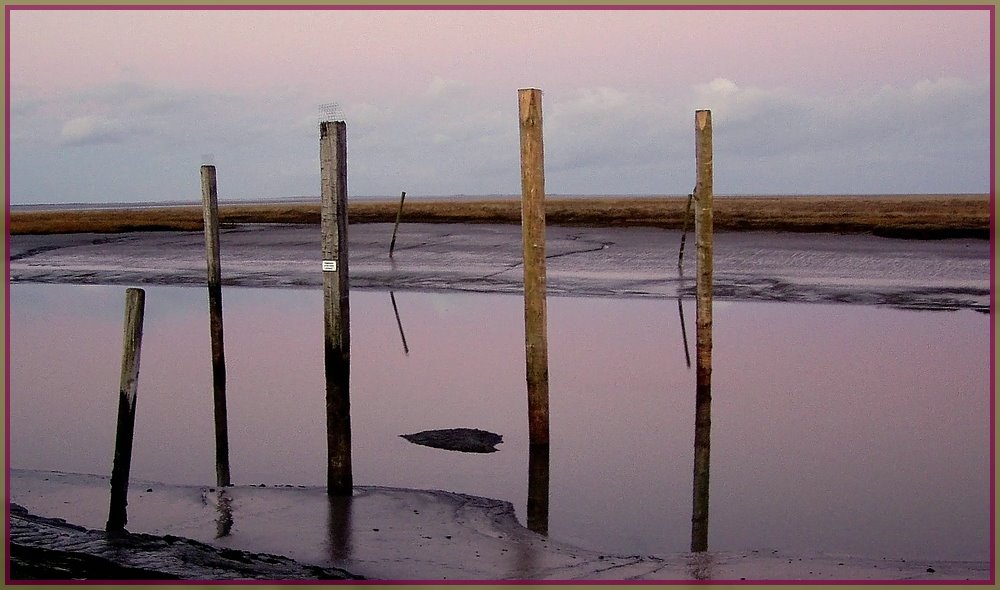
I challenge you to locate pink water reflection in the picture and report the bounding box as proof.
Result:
[7,284,990,560]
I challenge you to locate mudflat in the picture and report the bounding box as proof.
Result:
[9,470,989,581]
[8,223,990,311]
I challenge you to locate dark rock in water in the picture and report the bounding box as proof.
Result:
[400,428,503,453]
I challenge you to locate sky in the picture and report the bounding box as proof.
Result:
[6,7,993,204]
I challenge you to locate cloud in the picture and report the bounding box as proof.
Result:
[424,76,469,99]
[340,75,988,196]
[8,74,991,204]
[548,88,673,158]
[59,115,140,146]
[686,77,990,193]
[339,78,519,195]
[12,79,326,201]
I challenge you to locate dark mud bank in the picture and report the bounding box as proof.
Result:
[8,224,991,311]
[9,504,361,581]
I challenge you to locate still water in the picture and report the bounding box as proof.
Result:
[8,284,991,561]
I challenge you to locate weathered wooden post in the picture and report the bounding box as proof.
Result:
[201,165,232,488]
[389,191,406,257]
[518,88,550,446]
[106,287,145,532]
[691,109,713,552]
[320,119,353,496]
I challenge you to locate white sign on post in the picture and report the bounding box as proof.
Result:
[322,260,338,272]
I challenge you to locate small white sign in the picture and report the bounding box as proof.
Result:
[322,260,338,272]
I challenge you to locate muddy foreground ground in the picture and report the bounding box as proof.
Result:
[8,470,990,582]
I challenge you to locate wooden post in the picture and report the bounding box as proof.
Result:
[320,120,352,496]
[201,165,232,488]
[106,287,145,532]
[518,88,550,446]
[389,191,406,257]
[691,109,713,552]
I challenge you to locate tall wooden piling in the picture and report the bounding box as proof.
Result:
[320,120,353,496]
[691,109,713,552]
[389,191,406,257]
[106,287,146,532]
[518,88,550,446]
[201,165,232,488]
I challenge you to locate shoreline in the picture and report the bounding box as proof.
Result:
[9,469,989,582]
[9,194,992,239]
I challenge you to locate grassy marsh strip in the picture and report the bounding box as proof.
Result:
[10,194,990,239]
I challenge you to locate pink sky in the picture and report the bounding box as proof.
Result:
[10,8,990,100]
[6,7,992,201]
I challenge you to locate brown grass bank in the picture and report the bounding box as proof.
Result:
[9,194,991,239]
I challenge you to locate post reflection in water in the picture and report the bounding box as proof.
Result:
[677,268,692,369]
[690,343,712,552]
[327,495,354,560]
[8,284,989,561]
[687,551,717,580]
[527,443,550,535]
[678,265,709,552]
[214,490,233,538]
[389,291,410,355]
[516,443,550,579]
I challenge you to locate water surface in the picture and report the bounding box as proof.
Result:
[8,284,990,561]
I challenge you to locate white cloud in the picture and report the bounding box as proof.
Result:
[701,77,739,96]
[669,76,990,193]
[9,74,991,204]
[59,115,138,146]
[424,76,469,99]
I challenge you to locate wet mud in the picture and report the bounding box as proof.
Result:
[8,470,989,582]
[8,223,990,311]
[9,504,360,581]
